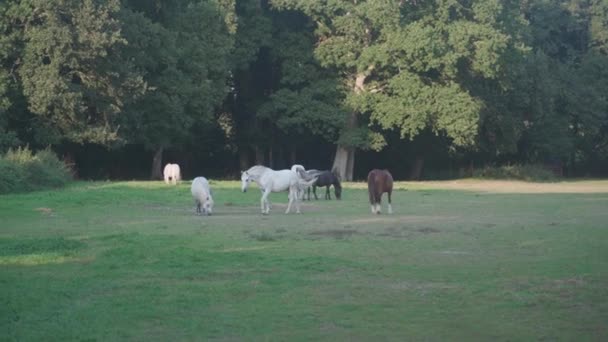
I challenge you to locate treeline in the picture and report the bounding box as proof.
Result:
[1,0,607,181]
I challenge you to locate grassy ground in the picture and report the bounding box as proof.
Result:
[2,180,608,341]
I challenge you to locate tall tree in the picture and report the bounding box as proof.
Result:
[225,0,272,169]
[0,1,20,151]
[257,10,346,167]
[271,0,527,180]
[520,0,608,172]
[10,0,145,145]
[119,0,236,178]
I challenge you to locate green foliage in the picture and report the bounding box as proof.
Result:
[0,146,71,194]
[474,164,559,182]
[0,0,607,178]
[257,41,347,142]
[118,0,236,151]
[271,0,528,151]
[14,0,145,145]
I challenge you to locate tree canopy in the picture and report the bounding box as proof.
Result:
[1,0,607,179]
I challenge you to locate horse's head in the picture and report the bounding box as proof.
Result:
[203,195,214,215]
[241,171,251,192]
[334,183,342,200]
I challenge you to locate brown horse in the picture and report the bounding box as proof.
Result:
[367,169,393,214]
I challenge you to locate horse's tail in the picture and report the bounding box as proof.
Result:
[367,171,376,204]
[297,168,322,182]
[291,164,306,174]
[297,176,318,188]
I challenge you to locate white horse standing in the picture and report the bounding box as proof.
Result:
[241,165,318,214]
[163,163,181,185]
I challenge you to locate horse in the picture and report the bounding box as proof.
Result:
[367,169,393,214]
[290,165,324,200]
[163,163,181,185]
[191,177,214,216]
[307,170,342,200]
[241,165,318,214]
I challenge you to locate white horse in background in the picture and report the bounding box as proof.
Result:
[163,163,181,185]
[241,165,318,214]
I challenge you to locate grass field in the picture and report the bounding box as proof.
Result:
[2,180,608,341]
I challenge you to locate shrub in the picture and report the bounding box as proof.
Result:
[473,164,559,182]
[0,147,72,194]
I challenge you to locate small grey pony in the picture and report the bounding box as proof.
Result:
[191,177,214,215]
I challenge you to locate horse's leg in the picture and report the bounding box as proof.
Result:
[375,192,382,214]
[387,190,393,214]
[312,185,319,200]
[295,187,303,214]
[285,188,294,214]
[261,189,271,214]
[260,192,265,214]
[369,187,376,214]
[325,185,331,200]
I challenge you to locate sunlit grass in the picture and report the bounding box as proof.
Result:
[0,253,80,266]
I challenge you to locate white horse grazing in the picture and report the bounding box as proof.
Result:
[163,163,181,185]
[241,165,318,214]
[191,177,214,215]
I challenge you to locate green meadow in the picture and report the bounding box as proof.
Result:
[2,180,608,341]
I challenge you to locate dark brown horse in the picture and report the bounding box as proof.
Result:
[307,170,342,200]
[367,169,393,214]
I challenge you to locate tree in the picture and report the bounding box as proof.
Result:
[271,0,527,180]
[11,0,145,146]
[257,10,346,167]
[519,0,608,173]
[119,0,236,178]
[224,0,272,169]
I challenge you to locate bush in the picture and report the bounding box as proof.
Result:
[0,147,72,194]
[473,164,559,182]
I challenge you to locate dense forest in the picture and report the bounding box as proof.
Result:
[1,0,607,181]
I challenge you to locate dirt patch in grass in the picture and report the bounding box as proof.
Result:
[376,226,406,238]
[309,229,360,239]
[416,227,441,234]
[249,232,280,241]
[345,215,457,226]
[34,207,54,215]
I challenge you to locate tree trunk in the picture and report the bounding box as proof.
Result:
[151,146,164,180]
[331,70,370,181]
[332,145,355,181]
